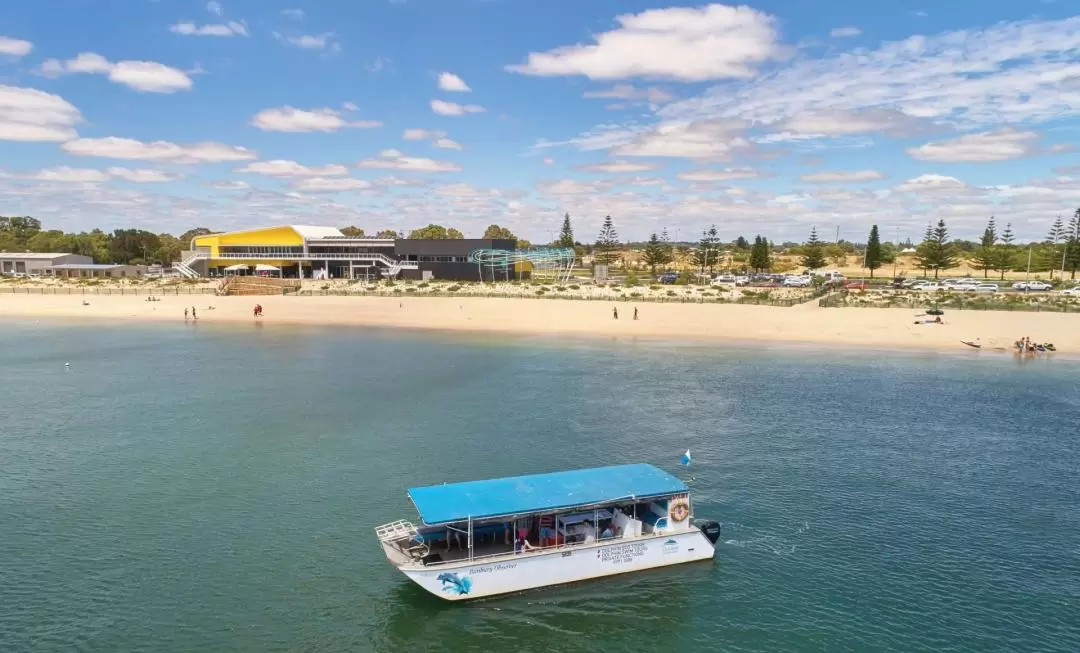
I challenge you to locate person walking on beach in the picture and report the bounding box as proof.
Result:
[613,307,619,320]
[184,308,188,320]
[192,306,197,320]
[633,307,638,320]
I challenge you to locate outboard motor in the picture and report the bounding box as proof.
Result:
[696,520,722,545]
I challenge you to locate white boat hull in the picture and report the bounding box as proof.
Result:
[399,530,715,601]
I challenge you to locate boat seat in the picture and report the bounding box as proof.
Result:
[641,512,668,531]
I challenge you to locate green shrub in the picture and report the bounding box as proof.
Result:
[405,287,417,293]
[630,292,642,298]
[666,290,676,297]
[417,282,430,288]
[568,284,580,290]
[447,284,461,292]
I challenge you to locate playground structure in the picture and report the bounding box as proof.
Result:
[469,247,576,283]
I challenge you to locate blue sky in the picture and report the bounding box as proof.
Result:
[1,1,1079,242]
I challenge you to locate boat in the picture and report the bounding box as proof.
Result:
[375,463,722,601]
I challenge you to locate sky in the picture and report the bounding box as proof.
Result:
[1,1,1079,243]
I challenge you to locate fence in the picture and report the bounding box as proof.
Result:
[0,286,217,296]
[818,294,1080,313]
[294,287,819,307]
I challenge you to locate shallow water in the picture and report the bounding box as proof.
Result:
[1,320,1078,652]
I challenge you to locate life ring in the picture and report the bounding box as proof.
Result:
[669,499,690,523]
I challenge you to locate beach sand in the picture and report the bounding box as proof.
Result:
[1,292,1076,353]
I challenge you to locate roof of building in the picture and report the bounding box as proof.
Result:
[0,252,82,260]
[49,263,143,270]
[290,225,346,239]
[407,463,686,525]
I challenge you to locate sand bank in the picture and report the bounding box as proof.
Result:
[2,292,1077,354]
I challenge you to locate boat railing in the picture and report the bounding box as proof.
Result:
[416,528,677,568]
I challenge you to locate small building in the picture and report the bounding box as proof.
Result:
[47,264,149,279]
[0,252,93,276]
[395,238,518,280]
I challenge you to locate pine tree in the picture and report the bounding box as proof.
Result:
[594,215,620,266]
[913,220,956,279]
[1066,210,1080,279]
[864,225,883,278]
[693,224,720,272]
[995,223,1016,280]
[734,235,749,250]
[971,216,998,279]
[801,226,826,271]
[556,213,574,248]
[749,235,771,272]
[643,233,671,273]
[1046,216,1067,280]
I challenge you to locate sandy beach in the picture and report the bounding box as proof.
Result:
[2,291,1077,354]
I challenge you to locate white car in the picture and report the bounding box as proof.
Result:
[911,282,942,291]
[782,276,812,287]
[1059,287,1080,297]
[973,284,999,293]
[713,274,736,284]
[1014,281,1053,291]
[734,276,750,286]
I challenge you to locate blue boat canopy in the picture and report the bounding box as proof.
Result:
[407,463,687,526]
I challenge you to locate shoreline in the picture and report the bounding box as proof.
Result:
[2,293,1078,356]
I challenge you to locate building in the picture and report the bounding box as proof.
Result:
[47,264,149,279]
[178,225,522,281]
[0,252,93,276]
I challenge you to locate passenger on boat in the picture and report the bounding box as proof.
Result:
[514,533,535,554]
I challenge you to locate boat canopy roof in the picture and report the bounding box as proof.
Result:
[407,463,687,526]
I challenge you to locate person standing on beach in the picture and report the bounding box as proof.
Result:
[192,306,197,320]
[184,308,188,320]
[613,307,618,320]
[634,307,638,320]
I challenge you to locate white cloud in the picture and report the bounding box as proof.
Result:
[250,106,382,132]
[38,52,193,93]
[291,177,373,192]
[170,21,249,37]
[430,100,486,116]
[274,32,338,51]
[583,84,674,104]
[342,101,358,111]
[537,179,613,195]
[774,108,923,139]
[282,9,304,20]
[677,167,762,181]
[830,27,861,38]
[907,128,1042,162]
[0,85,83,142]
[506,4,780,81]
[206,2,223,16]
[543,157,555,165]
[438,72,471,92]
[17,167,110,183]
[236,160,348,177]
[106,167,181,183]
[612,120,751,159]
[0,36,33,57]
[208,180,250,189]
[356,150,462,173]
[576,160,662,173]
[800,170,886,183]
[64,137,256,164]
[660,16,1080,134]
[433,137,463,150]
[894,174,966,193]
[403,128,444,140]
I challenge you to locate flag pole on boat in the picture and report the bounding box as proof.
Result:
[680,449,696,483]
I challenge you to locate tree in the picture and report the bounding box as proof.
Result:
[1045,216,1067,280]
[407,224,463,239]
[178,227,214,244]
[556,213,574,248]
[734,236,749,250]
[72,230,111,263]
[108,229,161,265]
[1066,210,1080,279]
[482,224,516,240]
[749,235,771,272]
[340,226,366,237]
[376,229,401,239]
[643,233,672,273]
[800,226,826,270]
[970,217,997,278]
[594,215,620,266]
[154,233,183,265]
[914,219,957,279]
[0,216,42,244]
[994,223,1016,280]
[864,225,883,278]
[693,225,720,272]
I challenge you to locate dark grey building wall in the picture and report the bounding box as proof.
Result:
[394,239,516,281]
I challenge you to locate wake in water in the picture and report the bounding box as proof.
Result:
[722,521,810,557]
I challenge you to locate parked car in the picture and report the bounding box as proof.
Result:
[714,274,736,284]
[973,284,999,293]
[734,275,750,286]
[1013,281,1053,291]
[911,282,942,291]
[1059,287,1080,297]
[658,271,678,284]
[783,276,812,287]
[843,281,869,290]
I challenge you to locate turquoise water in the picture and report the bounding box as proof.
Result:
[1,320,1078,652]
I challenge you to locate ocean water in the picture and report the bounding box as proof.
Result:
[1,319,1078,653]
